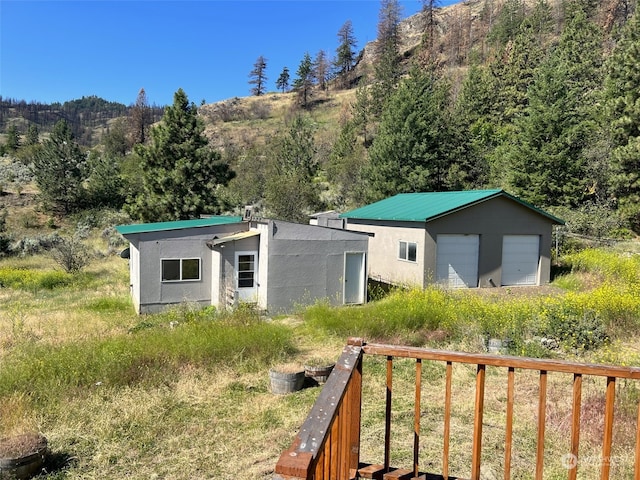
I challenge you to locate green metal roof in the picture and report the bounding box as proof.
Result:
[340,190,564,224]
[115,216,244,235]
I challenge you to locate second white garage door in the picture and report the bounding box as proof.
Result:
[502,235,540,286]
[436,234,479,288]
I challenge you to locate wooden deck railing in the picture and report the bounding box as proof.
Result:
[274,337,640,480]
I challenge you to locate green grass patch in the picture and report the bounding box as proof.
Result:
[563,248,640,286]
[82,296,133,313]
[0,313,296,404]
[0,267,74,290]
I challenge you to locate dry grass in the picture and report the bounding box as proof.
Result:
[0,256,135,358]
[357,356,638,479]
[2,246,640,478]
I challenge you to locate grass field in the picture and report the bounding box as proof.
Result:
[1,242,640,479]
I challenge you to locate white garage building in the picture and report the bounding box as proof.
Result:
[340,190,564,289]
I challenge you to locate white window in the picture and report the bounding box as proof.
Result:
[399,241,417,262]
[161,258,201,282]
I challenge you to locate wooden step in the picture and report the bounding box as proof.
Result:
[383,468,414,479]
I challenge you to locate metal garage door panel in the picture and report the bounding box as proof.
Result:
[436,235,479,288]
[502,235,539,286]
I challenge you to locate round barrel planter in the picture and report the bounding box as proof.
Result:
[304,363,335,384]
[269,365,305,395]
[0,433,47,480]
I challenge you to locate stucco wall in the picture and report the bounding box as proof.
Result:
[262,220,369,313]
[425,196,555,287]
[128,223,246,314]
[343,220,427,287]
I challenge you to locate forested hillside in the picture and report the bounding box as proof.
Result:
[0,94,164,146]
[1,0,639,242]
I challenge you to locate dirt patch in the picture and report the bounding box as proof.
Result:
[457,284,565,300]
[0,432,47,459]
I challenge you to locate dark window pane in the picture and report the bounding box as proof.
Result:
[162,259,180,281]
[408,243,417,262]
[238,271,254,288]
[182,259,200,280]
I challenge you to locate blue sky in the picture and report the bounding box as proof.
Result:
[1,0,459,107]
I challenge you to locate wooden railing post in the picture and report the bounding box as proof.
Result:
[273,339,364,480]
[471,364,486,480]
[277,341,640,480]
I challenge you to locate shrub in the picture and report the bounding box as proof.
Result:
[11,233,62,256]
[50,235,91,273]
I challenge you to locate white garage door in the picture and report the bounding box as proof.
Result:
[436,235,479,288]
[502,235,540,286]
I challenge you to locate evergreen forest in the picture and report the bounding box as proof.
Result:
[1,0,640,240]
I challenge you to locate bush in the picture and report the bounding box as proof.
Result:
[11,233,62,256]
[50,235,91,273]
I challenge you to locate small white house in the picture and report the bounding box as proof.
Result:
[116,217,368,314]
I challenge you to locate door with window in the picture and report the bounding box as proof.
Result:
[235,251,258,302]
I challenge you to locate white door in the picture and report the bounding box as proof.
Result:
[344,252,365,304]
[235,251,258,302]
[502,235,539,286]
[436,235,479,288]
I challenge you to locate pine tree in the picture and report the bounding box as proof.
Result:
[335,20,357,77]
[5,125,20,152]
[249,55,268,96]
[313,50,331,91]
[130,88,151,145]
[604,10,640,229]
[264,115,319,222]
[128,89,235,221]
[487,0,526,46]
[327,118,368,209]
[85,152,126,209]
[293,52,314,107]
[419,0,440,63]
[505,9,603,207]
[32,120,87,214]
[276,66,290,93]
[365,67,459,201]
[372,0,403,112]
[25,124,39,146]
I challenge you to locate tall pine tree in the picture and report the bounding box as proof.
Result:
[505,8,603,207]
[128,89,234,221]
[249,55,268,96]
[604,10,640,229]
[32,120,87,214]
[264,115,319,222]
[293,52,314,107]
[365,67,460,201]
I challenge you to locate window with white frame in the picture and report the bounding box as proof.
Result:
[161,258,201,282]
[398,241,417,262]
